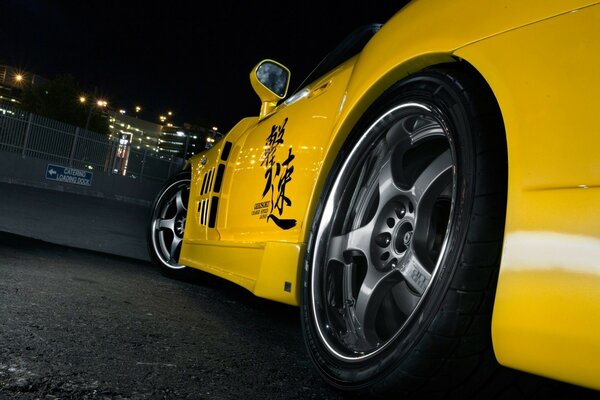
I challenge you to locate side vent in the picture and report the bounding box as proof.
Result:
[221,141,232,161]
[200,168,215,195]
[214,164,225,193]
[209,196,219,228]
[198,198,209,225]
[197,142,232,227]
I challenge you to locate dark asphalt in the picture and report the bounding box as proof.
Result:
[0,232,339,400]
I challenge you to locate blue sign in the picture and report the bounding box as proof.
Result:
[45,164,93,186]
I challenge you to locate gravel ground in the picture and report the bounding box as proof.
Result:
[1,232,598,400]
[0,232,338,399]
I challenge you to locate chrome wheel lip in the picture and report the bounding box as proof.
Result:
[150,179,190,270]
[310,102,457,362]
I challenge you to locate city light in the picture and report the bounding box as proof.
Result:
[79,96,86,104]
[119,109,126,114]
[14,74,23,82]
[135,106,141,113]
[97,100,108,107]
[212,126,218,131]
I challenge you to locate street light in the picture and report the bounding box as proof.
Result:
[84,87,98,132]
[83,87,107,132]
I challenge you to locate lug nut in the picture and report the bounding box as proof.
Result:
[375,232,391,247]
[395,205,406,219]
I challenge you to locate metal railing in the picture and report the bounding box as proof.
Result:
[0,104,182,182]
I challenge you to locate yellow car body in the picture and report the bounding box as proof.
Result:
[173,0,599,392]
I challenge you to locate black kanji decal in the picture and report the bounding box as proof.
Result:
[259,118,297,230]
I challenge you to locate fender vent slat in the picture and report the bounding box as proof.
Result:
[200,171,209,195]
[221,141,232,161]
[199,199,206,225]
[214,164,225,193]
[201,168,215,195]
[208,196,219,228]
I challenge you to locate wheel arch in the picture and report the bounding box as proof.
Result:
[300,54,508,245]
[453,7,600,389]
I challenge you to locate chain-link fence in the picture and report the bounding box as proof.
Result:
[0,104,181,182]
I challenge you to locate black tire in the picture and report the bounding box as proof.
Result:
[300,64,507,398]
[148,170,191,276]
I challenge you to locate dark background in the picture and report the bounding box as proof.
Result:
[1,1,408,131]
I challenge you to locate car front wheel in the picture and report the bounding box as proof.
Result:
[301,64,507,397]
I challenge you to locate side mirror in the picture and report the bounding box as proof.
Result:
[250,59,290,119]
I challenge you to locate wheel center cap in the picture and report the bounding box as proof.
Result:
[394,222,414,254]
[403,231,413,246]
[176,217,186,236]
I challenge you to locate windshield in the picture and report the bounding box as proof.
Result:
[293,23,383,94]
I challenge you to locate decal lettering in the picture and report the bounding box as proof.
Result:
[261,117,287,167]
[256,117,297,230]
[407,260,429,292]
[251,201,270,218]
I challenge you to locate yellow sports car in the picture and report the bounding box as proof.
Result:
[148,0,600,396]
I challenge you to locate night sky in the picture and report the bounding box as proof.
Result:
[1,1,407,131]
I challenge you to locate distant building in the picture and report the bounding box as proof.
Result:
[159,123,220,159]
[105,110,163,175]
[107,110,162,152]
[0,65,48,106]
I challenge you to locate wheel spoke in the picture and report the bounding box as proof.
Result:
[175,189,187,213]
[157,217,176,234]
[346,151,378,219]
[377,158,399,206]
[399,253,431,295]
[391,282,421,316]
[169,235,182,262]
[327,221,375,263]
[408,116,444,142]
[413,149,453,205]
[354,268,401,343]
[412,149,453,260]
[342,262,355,304]
[338,263,370,349]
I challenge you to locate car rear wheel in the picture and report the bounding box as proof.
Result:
[148,171,191,275]
[301,65,507,397]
